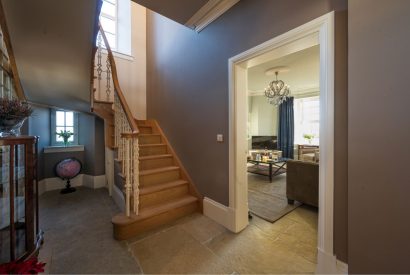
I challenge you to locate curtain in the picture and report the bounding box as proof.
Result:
[278,97,294,158]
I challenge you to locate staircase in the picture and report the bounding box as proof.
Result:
[91,23,202,241]
[111,119,201,240]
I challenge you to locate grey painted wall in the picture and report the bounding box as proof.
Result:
[28,106,105,180]
[28,106,51,180]
[146,0,348,261]
[249,96,278,138]
[348,0,410,273]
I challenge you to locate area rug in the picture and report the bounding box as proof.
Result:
[248,173,301,223]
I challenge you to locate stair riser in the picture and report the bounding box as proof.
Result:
[140,185,189,208]
[139,135,162,145]
[140,157,174,170]
[114,160,124,191]
[113,202,198,240]
[139,127,153,134]
[136,120,150,126]
[140,170,180,186]
[140,146,167,156]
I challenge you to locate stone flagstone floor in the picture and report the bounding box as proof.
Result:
[38,180,317,274]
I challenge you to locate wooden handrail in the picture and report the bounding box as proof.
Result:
[0,1,26,100]
[97,22,139,134]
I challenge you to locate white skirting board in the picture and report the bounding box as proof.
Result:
[317,248,348,274]
[38,174,107,195]
[203,197,242,233]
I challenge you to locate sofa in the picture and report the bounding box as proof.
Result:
[286,160,319,207]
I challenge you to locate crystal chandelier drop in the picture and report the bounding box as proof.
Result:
[264,71,291,106]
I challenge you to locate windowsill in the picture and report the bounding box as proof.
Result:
[101,48,134,61]
[44,145,85,154]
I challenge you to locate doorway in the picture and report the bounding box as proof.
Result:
[228,12,335,272]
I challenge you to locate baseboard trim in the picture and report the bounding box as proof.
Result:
[38,174,107,195]
[203,197,236,232]
[316,248,348,274]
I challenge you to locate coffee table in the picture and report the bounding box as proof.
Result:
[247,158,289,182]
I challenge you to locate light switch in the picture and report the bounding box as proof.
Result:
[217,134,224,143]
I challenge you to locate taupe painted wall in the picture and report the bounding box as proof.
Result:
[146,0,348,261]
[348,0,410,273]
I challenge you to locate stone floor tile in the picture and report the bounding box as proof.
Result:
[206,224,316,274]
[178,214,227,244]
[38,187,142,274]
[130,226,234,274]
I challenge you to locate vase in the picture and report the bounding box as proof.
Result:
[0,117,26,137]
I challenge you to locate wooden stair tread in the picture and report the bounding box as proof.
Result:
[139,154,172,161]
[140,166,179,176]
[94,100,114,104]
[139,143,166,148]
[112,195,198,224]
[139,134,161,137]
[140,180,188,195]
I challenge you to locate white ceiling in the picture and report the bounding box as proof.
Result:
[248,45,319,96]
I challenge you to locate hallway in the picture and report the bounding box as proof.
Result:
[38,186,317,274]
[38,187,142,274]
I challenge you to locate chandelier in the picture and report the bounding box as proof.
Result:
[264,71,291,106]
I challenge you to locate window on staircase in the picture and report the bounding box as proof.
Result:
[100,0,117,49]
[51,110,79,146]
[99,0,132,56]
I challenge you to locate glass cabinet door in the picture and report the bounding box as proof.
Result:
[0,144,28,263]
[0,144,11,263]
[14,144,26,260]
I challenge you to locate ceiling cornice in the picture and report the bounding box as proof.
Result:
[185,0,240,32]
[248,87,320,98]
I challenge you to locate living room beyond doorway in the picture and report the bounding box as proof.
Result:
[246,43,320,265]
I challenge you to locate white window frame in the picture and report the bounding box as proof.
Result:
[294,96,320,145]
[100,0,118,50]
[50,110,79,146]
[99,0,132,57]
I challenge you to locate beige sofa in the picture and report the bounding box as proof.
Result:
[286,160,319,207]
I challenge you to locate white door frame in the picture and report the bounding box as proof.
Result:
[226,12,340,273]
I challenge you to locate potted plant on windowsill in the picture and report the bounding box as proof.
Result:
[0,98,33,137]
[303,134,315,144]
[57,130,73,147]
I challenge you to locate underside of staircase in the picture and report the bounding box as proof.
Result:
[93,105,202,240]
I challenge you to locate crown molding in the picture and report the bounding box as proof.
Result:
[248,87,320,97]
[185,0,240,32]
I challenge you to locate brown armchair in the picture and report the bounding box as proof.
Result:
[286,160,319,207]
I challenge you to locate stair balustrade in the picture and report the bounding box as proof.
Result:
[92,22,140,217]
